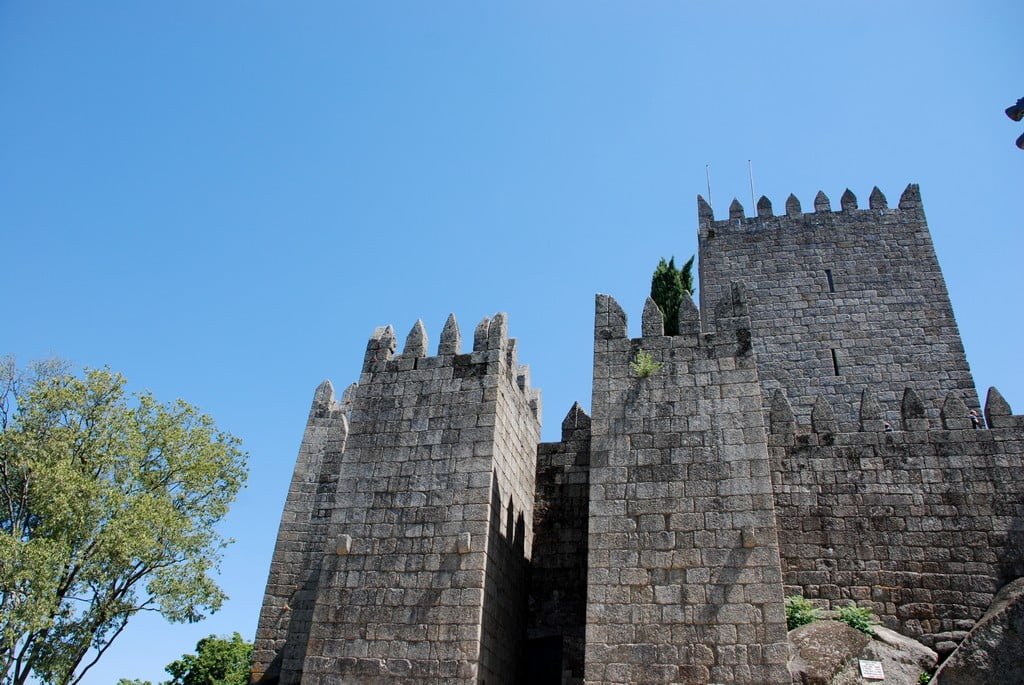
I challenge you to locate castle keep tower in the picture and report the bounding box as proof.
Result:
[697,185,979,427]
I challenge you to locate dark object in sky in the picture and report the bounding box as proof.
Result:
[1005,97,1024,149]
[1006,97,1024,122]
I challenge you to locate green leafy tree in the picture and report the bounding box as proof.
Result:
[650,255,695,335]
[0,358,247,685]
[164,633,252,685]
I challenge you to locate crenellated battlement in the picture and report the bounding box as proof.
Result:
[768,384,1024,651]
[697,183,924,239]
[257,178,1022,685]
[768,386,1023,441]
[595,280,753,359]
[359,312,540,416]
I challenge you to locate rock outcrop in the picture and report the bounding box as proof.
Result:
[933,577,1024,685]
[788,620,937,685]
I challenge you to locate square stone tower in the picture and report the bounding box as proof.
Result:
[252,314,540,685]
[697,185,978,427]
[584,291,790,684]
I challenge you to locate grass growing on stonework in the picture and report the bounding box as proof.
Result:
[630,349,661,378]
[784,595,822,630]
[837,603,878,636]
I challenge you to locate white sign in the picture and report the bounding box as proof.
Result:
[859,659,885,680]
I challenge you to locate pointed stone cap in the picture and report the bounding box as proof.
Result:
[840,188,857,211]
[756,195,773,218]
[641,296,665,337]
[473,317,491,351]
[403,319,428,358]
[985,386,1013,429]
[811,396,837,435]
[697,194,714,222]
[561,401,591,439]
[729,198,745,220]
[309,379,336,419]
[769,390,796,435]
[340,382,358,413]
[901,388,929,431]
[363,324,397,371]
[438,313,461,355]
[595,294,627,340]
[869,186,888,210]
[516,364,530,392]
[677,292,700,335]
[814,191,831,212]
[859,388,884,432]
[941,392,971,430]
[785,194,802,217]
[506,337,519,369]
[487,312,509,350]
[528,388,542,421]
[898,183,921,210]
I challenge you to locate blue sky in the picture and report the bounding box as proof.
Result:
[2,2,1021,682]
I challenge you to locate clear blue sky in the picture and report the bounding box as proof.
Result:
[2,2,1021,682]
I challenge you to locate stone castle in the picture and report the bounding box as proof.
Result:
[250,184,1024,684]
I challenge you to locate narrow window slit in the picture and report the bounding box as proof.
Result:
[825,269,835,293]
[831,349,840,375]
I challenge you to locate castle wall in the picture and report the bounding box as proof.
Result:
[296,314,540,685]
[527,403,591,685]
[585,291,789,685]
[479,323,540,684]
[697,185,978,427]
[770,387,1024,652]
[252,180,1023,685]
[251,381,349,684]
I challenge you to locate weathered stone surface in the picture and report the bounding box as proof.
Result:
[677,292,700,335]
[985,386,1014,428]
[730,197,745,219]
[859,388,884,432]
[698,185,980,430]
[933,578,1024,685]
[811,396,837,435]
[788,620,871,684]
[402,319,428,357]
[439,312,461,355]
[586,291,790,684]
[840,188,857,211]
[788,621,936,685]
[529,403,591,685]
[641,296,664,337]
[786,193,802,217]
[869,186,888,210]
[862,626,938,685]
[940,392,971,429]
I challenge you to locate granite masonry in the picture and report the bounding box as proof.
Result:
[252,184,1024,684]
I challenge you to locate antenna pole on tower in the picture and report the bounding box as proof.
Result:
[705,164,713,208]
[748,160,756,212]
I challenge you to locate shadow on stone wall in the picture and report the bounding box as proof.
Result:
[479,474,528,685]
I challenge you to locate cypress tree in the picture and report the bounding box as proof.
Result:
[680,255,694,296]
[650,255,695,335]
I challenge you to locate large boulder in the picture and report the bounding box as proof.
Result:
[933,577,1024,685]
[788,620,937,685]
